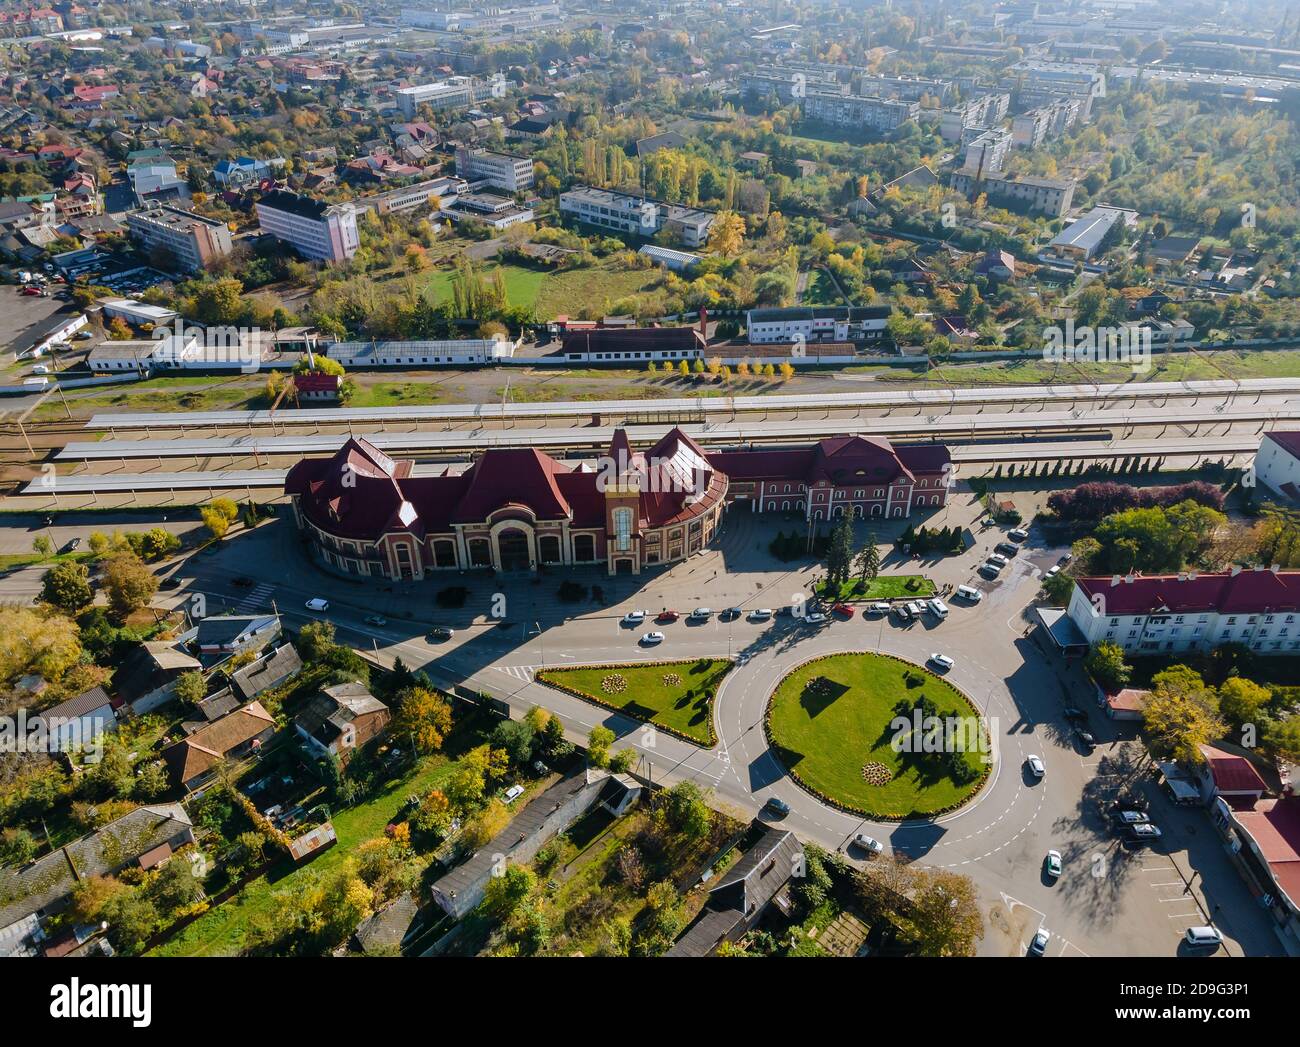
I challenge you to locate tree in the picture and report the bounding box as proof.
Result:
[1216,677,1270,730]
[587,725,615,768]
[659,780,711,840]
[705,210,746,255]
[1143,666,1226,765]
[0,607,82,684]
[101,550,158,618]
[200,506,232,541]
[174,670,207,706]
[462,798,511,850]
[32,535,53,559]
[1041,569,1076,606]
[483,863,537,918]
[491,717,536,766]
[39,559,92,613]
[824,513,855,590]
[1084,642,1131,693]
[853,532,881,585]
[393,687,453,754]
[901,868,984,957]
[411,788,452,835]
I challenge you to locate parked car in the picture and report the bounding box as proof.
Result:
[868,602,892,615]
[895,604,914,622]
[905,601,925,618]
[32,364,49,374]
[622,610,646,626]
[1009,527,1030,542]
[689,607,713,621]
[995,542,1019,557]
[1125,822,1163,844]
[305,598,330,612]
[61,537,81,553]
[1026,755,1045,779]
[749,608,773,621]
[805,611,827,624]
[721,607,742,621]
[430,626,454,641]
[1045,565,1062,579]
[1075,728,1097,750]
[927,598,949,619]
[1028,928,1051,956]
[1112,809,1151,826]
[853,834,884,855]
[1184,926,1223,949]
[656,610,679,623]
[641,631,665,645]
[831,602,855,618]
[987,553,1009,568]
[1044,850,1062,879]
[503,784,525,804]
[763,796,790,818]
[955,585,982,602]
[1112,794,1149,813]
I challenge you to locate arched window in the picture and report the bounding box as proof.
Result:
[768,501,776,510]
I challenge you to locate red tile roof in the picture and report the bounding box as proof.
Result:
[1199,744,1267,794]
[1075,570,1300,616]
[452,448,573,522]
[1232,795,1300,905]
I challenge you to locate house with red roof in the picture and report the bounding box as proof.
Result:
[284,431,950,579]
[1196,743,1268,806]
[1254,431,1300,503]
[1066,568,1300,657]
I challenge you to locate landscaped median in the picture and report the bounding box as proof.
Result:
[535,659,732,747]
[815,575,935,602]
[764,651,991,820]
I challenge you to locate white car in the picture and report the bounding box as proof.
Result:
[503,784,525,803]
[1028,928,1051,956]
[689,607,713,620]
[868,602,892,615]
[749,608,773,621]
[1026,755,1046,779]
[641,631,665,645]
[1045,565,1061,579]
[987,553,1009,568]
[805,612,827,624]
[929,653,955,671]
[622,610,646,625]
[955,585,983,602]
[853,834,884,855]
[305,598,330,612]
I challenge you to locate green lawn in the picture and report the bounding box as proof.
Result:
[150,748,466,957]
[817,575,935,601]
[767,652,989,819]
[536,658,731,746]
[424,259,660,319]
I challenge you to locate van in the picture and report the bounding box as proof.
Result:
[927,598,948,619]
[955,585,982,603]
[305,598,330,612]
[869,602,892,615]
[1184,926,1223,948]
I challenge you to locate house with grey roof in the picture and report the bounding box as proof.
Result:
[0,803,194,955]
[666,827,803,956]
[231,643,302,703]
[194,614,281,657]
[294,682,390,764]
[40,686,117,752]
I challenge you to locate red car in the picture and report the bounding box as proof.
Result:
[832,603,855,618]
[656,610,679,623]
[19,286,43,296]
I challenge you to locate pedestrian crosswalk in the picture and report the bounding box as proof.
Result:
[494,665,537,682]
[234,583,275,615]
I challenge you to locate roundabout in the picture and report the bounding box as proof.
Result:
[764,652,992,820]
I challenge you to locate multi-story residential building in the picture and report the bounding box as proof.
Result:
[394,78,476,118]
[950,169,1076,218]
[961,127,1011,175]
[126,205,234,273]
[127,154,186,202]
[453,146,534,193]
[803,91,918,132]
[559,186,714,248]
[1003,62,1105,118]
[255,189,360,263]
[854,74,954,104]
[746,305,891,344]
[740,69,843,105]
[1066,570,1300,656]
[1011,97,1082,148]
[938,92,1010,141]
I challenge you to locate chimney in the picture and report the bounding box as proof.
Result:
[699,306,708,342]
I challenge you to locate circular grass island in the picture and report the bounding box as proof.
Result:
[766,652,992,820]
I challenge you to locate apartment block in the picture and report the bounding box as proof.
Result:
[1012,97,1082,148]
[949,169,1075,218]
[255,189,359,263]
[938,92,1010,142]
[454,146,534,193]
[961,127,1011,176]
[559,186,714,248]
[803,91,918,132]
[126,205,234,273]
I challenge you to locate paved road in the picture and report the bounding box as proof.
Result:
[135,502,1286,958]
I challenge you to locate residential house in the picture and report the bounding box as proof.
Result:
[113,641,202,714]
[1196,743,1268,807]
[194,613,282,657]
[0,804,194,956]
[162,701,276,790]
[40,686,116,752]
[666,828,803,956]
[293,682,390,764]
